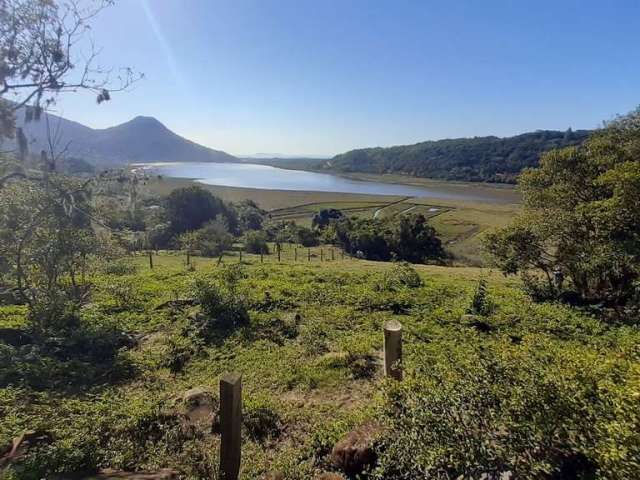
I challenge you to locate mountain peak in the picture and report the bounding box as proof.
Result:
[126,115,165,128]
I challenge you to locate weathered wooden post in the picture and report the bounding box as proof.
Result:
[260,252,263,263]
[277,244,281,263]
[331,249,335,261]
[341,250,345,260]
[148,251,153,270]
[219,373,242,480]
[320,249,324,261]
[186,250,190,266]
[239,250,242,264]
[383,320,403,380]
[294,247,298,262]
[308,248,311,262]
[217,254,223,266]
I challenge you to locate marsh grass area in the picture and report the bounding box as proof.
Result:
[144,175,520,265]
[1,252,638,478]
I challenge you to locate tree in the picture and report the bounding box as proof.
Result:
[0,0,141,144]
[312,208,344,229]
[0,176,96,331]
[244,230,269,254]
[484,108,640,308]
[193,219,233,257]
[164,186,229,236]
[235,199,266,231]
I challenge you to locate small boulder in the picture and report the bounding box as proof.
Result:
[331,423,382,477]
[178,387,219,432]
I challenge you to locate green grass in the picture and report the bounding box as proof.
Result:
[2,251,637,478]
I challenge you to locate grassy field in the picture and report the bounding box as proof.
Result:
[2,252,638,478]
[142,175,520,265]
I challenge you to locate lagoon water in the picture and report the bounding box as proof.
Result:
[140,162,515,203]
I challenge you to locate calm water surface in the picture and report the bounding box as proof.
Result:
[139,162,515,203]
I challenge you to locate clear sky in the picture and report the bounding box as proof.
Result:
[55,0,640,157]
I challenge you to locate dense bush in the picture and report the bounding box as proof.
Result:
[334,214,445,263]
[190,276,249,332]
[193,219,233,257]
[485,109,640,313]
[244,231,269,254]
[375,335,640,479]
[165,186,237,236]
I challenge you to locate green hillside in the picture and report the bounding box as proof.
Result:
[324,129,590,183]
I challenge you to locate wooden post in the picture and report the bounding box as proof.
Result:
[239,250,242,264]
[384,320,403,380]
[320,249,323,261]
[148,251,153,270]
[278,249,281,263]
[219,373,242,480]
[260,252,263,263]
[341,250,344,260]
[331,249,335,261]
[308,248,311,262]
[218,254,223,266]
[186,250,190,266]
[294,247,297,262]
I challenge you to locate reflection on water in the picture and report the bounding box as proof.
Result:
[139,162,516,203]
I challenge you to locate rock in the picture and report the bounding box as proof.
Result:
[331,422,382,477]
[179,387,219,432]
[0,327,32,346]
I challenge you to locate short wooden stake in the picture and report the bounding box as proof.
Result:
[384,320,403,380]
[320,249,323,261]
[294,247,297,261]
[308,248,311,262]
[186,251,190,266]
[239,250,242,263]
[219,373,242,480]
[148,251,153,270]
[260,252,263,263]
[331,249,335,261]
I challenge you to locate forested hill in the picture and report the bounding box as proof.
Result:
[323,129,591,183]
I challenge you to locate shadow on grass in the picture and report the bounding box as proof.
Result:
[0,320,136,392]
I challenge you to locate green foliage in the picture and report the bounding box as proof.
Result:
[164,186,236,236]
[312,208,345,229]
[335,214,445,263]
[190,275,249,333]
[244,230,270,254]
[0,178,96,332]
[235,199,267,231]
[380,262,423,290]
[327,129,590,183]
[374,335,640,479]
[484,109,640,311]
[467,277,493,316]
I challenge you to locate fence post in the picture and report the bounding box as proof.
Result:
[148,251,153,270]
[294,247,297,262]
[384,320,403,380]
[341,250,344,260]
[277,245,281,263]
[239,249,242,263]
[320,249,323,261]
[260,252,263,263]
[308,248,311,262]
[219,373,242,480]
[331,249,335,261]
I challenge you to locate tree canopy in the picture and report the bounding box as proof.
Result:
[484,109,640,310]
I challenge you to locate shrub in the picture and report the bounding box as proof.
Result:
[244,231,269,254]
[467,277,494,316]
[190,277,249,332]
[381,262,423,290]
[102,259,137,276]
[374,337,640,479]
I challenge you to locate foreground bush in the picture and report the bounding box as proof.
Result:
[375,334,640,479]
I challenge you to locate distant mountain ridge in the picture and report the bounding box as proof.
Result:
[323,129,592,183]
[12,108,237,166]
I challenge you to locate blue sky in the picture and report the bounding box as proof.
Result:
[55,0,640,157]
